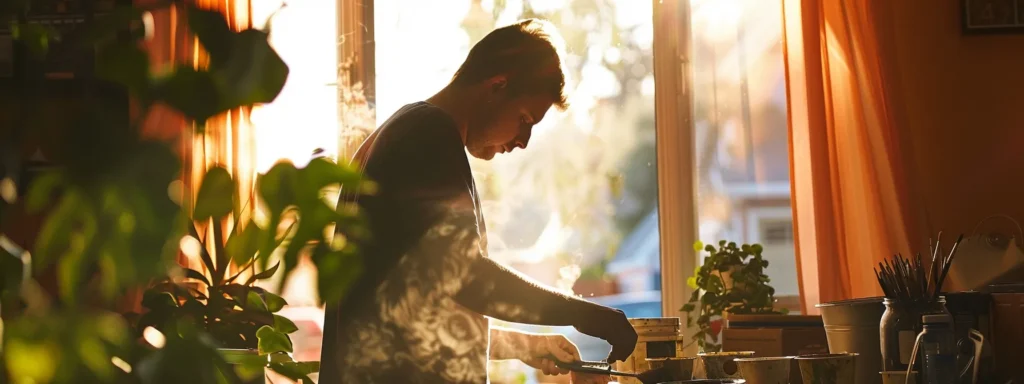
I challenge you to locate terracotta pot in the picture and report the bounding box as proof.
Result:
[795,353,858,384]
[572,278,619,296]
[698,351,754,379]
[734,356,793,384]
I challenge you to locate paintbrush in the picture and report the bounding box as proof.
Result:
[931,232,943,292]
[934,234,964,299]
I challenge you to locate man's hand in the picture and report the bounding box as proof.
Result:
[518,334,613,383]
[519,334,580,376]
[572,307,637,362]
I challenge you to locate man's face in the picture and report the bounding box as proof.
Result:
[466,79,555,160]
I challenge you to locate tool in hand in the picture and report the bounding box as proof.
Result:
[551,359,673,384]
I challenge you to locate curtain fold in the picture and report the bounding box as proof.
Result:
[781,0,926,313]
[139,0,256,271]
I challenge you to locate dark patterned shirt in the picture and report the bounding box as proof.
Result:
[320,102,491,383]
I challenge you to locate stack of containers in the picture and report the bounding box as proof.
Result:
[612,318,686,384]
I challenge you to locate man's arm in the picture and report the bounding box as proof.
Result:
[456,258,595,325]
[455,258,637,361]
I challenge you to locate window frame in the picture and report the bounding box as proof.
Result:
[651,0,699,355]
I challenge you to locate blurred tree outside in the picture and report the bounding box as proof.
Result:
[459,0,658,283]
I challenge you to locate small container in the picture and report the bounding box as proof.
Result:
[734,356,792,384]
[647,357,697,381]
[879,297,950,372]
[613,318,685,384]
[698,351,754,379]
[918,314,957,384]
[795,353,858,384]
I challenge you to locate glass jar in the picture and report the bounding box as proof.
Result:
[919,314,958,384]
[880,297,950,373]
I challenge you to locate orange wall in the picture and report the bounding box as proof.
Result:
[889,1,1024,238]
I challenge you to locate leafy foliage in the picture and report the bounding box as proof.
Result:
[0,1,369,383]
[680,240,786,352]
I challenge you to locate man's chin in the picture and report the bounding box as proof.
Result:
[469,149,497,161]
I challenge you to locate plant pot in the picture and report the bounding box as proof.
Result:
[697,351,754,379]
[572,277,619,296]
[795,353,857,384]
[816,297,884,384]
[734,356,792,384]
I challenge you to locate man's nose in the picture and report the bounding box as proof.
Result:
[516,131,531,149]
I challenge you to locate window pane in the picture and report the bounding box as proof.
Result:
[252,0,340,172]
[689,0,799,310]
[375,0,659,380]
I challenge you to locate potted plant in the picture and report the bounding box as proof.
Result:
[0,1,372,383]
[681,240,786,352]
[572,257,618,296]
[131,163,359,383]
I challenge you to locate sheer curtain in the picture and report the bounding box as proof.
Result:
[781,0,926,313]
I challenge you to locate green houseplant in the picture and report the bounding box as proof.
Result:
[681,240,786,352]
[132,159,370,383]
[0,1,371,383]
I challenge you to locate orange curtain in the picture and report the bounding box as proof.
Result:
[781,0,926,313]
[139,0,257,270]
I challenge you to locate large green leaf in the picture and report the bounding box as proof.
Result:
[244,261,280,286]
[298,157,364,192]
[184,268,212,287]
[225,221,261,266]
[4,310,131,384]
[271,314,298,334]
[31,190,83,266]
[213,29,289,106]
[315,248,363,303]
[245,290,268,312]
[193,167,236,220]
[258,162,299,214]
[186,5,234,63]
[255,326,292,355]
[189,222,217,273]
[150,66,222,124]
[267,361,318,383]
[135,326,241,384]
[141,291,179,311]
[262,291,287,313]
[95,43,150,95]
[24,172,63,212]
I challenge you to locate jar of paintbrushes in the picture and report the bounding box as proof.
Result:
[876,233,963,376]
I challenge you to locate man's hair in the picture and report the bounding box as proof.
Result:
[450,19,569,110]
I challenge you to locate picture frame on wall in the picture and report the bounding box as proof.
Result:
[962,0,1024,34]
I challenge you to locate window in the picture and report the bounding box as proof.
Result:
[687,0,795,306]
[248,0,797,377]
[658,0,796,344]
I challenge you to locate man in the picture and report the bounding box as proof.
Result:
[321,19,637,383]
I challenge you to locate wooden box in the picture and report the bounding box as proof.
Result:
[722,315,828,383]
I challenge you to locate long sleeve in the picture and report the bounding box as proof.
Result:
[455,255,607,326]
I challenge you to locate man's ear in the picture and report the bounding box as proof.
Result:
[488,75,508,95]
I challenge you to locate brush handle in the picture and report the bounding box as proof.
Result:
[551,359,639,378]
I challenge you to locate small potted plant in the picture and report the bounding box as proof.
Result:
[681,240,786,352]
[572,258,618,296]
